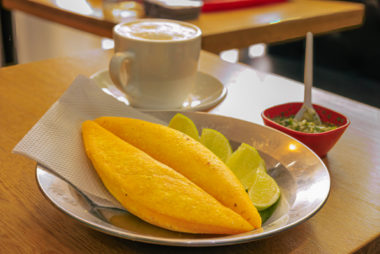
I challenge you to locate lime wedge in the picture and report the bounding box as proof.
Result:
[226,143,265,190]
[258,198,280,223]
[248,169,280,211]
[200,128,232,162]
[168,113,200,141]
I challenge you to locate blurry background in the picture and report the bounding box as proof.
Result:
[12,11,103,63]
[1,0,379,108]
[221,0,380,108]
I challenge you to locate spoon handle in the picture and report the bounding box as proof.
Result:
[304,32,313,107]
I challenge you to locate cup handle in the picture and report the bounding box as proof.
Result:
[109,51,135,92]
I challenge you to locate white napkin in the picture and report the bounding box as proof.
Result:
[13,75,166,206]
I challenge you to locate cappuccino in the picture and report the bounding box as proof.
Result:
[111,19,201,109]
[116,20,200,41]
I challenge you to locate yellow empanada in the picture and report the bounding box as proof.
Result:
[82,120,253,234]
[95,117,262,229]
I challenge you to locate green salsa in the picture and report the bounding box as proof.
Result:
[272,115,337,133]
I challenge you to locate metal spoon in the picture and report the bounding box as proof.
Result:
[294,32,321,124]
[39,164,127,221]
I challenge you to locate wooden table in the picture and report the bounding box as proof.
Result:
[2,0,365,53]
[0,49,379,253]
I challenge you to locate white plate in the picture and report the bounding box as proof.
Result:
[90,70,227,111]
[36,111,330,247]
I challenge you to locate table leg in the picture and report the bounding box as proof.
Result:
[1,1,17,66]
[238,47,250,63]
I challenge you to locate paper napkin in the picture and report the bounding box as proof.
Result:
[13,75,166,206]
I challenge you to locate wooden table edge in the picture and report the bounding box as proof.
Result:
[3,0,114,37]
[3,0,365,54]
[201,5,364,53]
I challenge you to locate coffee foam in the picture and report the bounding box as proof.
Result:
[117,21,198,41]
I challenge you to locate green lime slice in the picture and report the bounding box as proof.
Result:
[168,113,200,141]
[248,169,281,211]
[200,128,232,162]
[226,143,266,190]
[258,198,280,223]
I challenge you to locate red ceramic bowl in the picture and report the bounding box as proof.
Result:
[261,102,350,157]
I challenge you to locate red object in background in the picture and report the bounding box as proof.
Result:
[261,102,350,158]
[202,0,287,12]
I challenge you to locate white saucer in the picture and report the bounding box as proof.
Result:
[90,70,227,111]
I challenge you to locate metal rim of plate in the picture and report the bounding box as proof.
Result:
[36,111,330,247]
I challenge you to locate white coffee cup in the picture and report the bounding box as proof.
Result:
[109,19,202,109]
